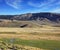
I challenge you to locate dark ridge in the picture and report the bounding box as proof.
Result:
[0,12,60,23]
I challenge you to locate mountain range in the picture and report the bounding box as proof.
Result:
[0,12,60,27]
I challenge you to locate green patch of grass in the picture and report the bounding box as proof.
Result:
[0,38,60,50]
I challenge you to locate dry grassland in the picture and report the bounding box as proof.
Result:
[0,27,60,40]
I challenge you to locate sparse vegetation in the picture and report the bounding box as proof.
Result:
[0,40,42,50]
[0,20,40,28]
[0,20,60,50]
[0,41,27,50]
[0,38,60,50]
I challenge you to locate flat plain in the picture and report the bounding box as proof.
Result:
[0,27,60,50]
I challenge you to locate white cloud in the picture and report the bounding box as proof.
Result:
[5,0,60,13]
[28,0,56,8]
[5,0,22,9]
[28,0,60,13]
[51,8,60,13]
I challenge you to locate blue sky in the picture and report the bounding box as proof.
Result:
[0,0,60,15]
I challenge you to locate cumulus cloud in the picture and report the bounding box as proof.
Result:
[5,0,23,9]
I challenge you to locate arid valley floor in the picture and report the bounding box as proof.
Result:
[0,26,60,50]
[0,20,60,50]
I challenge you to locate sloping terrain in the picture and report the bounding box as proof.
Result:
[0,20,41,28]
[0,12,60,27]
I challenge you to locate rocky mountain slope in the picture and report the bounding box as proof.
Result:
[0,12,60,27]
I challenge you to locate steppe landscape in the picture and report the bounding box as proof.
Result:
[0,0,60,50]
[0,14,60,50]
